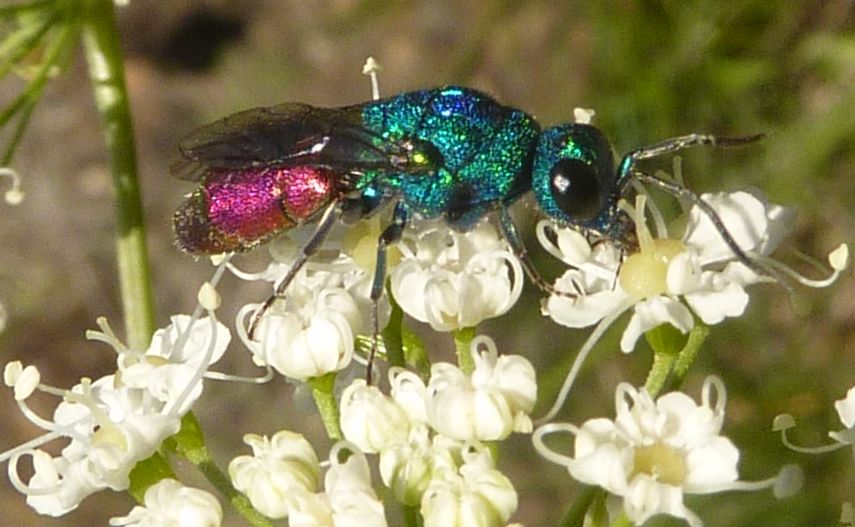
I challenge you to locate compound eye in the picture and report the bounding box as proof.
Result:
[549,158,602,220]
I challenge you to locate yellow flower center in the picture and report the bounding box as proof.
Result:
[618,238,686,299]
[631,443,687,486]
[342,216,401,271]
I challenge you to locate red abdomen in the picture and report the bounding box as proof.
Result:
[174,166,341,254]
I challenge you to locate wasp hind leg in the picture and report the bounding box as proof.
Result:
[499,206,580,298]
[366,201,409,384]
[247,201,342,339]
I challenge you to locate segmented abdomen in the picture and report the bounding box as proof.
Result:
[174,166,339,254]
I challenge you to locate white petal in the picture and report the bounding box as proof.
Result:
[835,386,855,428]
[683,191,769,265]
[683,274,749,325]
[683,437,740,490]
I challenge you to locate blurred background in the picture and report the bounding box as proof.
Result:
[1,1,853,525]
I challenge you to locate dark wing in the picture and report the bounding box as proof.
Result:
[171,103,402,182]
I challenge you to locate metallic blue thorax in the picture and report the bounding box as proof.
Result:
[360,87,540,229]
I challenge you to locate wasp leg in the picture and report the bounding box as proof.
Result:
[611,132,777,284]
[366,201,409,385]
[632,172,786,287]
[247,201,342,339]
[616,133,765,189]
[499,207,575,297]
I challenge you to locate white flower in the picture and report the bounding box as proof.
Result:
[340,380,412,454]
[379,426,450,506]
[339,338,529,509]
[542,191,847,352]
[391,220,523,331]
[421,445,518,527]
[235,232,389,381]
[118,315,230,415]
[427,336,536,441]
[535,377,798,527]
[1,315,228,516]
[109,479,222,527]
[287,442,387,527]
[229,430,321,519]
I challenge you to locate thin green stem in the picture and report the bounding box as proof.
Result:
[402,504,423,527]
[0,17,70,130]
[171,414,274,527]
[79,0,155,349]
[382,289,405,368]
[453,326,476,375]
[559,485,602,527]
[309,372,343,440]
[402,324,431,380]
[671,321,710,385]
[0,9,57,79]
[644,350,675,397]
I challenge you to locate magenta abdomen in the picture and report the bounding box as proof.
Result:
[174,166,339,254]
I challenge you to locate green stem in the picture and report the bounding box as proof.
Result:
[559,486,602,527]
[381,290,405,368]
[402,504,423,527]
[127,452,174,503]
[453,327,476,375]
[171,415,274,527]
[80,0,155,350]
[309,373,343,440]
[644,350,675,397]
[671,321,710,386]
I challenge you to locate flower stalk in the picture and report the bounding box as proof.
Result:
[453,326,476,374]
[309,372,343,439]
[79,0,155,349]
[170,414,275,527]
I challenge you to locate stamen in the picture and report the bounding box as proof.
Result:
[689,464,803,497]
[702,376,727,418]
[7,450,61,496]
[4,361,39,400]
[225,261,271,282]
[773,413,849,454]
[630,180,669,239]
[1,167,24,205]
[163,313,219,416]
[85,317,128,354]
[362,57,382,101]
[756,243,848,288]
[572,107,595,124]
[197,282,221,311]
[536,301,635,424]
[531,422,579,467]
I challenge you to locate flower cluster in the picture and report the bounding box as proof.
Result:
[391,220,523,332]
[338,336,535,526]
[1,315,229,516]
[229,433,385,526]
[234,226,390,381]
[541,190,848,352]
[109,479,222,527]
[535,377,801,527]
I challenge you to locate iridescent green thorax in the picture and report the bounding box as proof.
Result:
[360,86,540,229]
